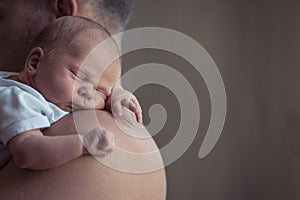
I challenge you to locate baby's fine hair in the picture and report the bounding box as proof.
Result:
[31,16,113,58]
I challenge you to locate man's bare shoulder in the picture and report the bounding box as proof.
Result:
[0,110,167,200]
[0,156,166,200]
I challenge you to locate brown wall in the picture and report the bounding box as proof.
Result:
[122,0,300,199]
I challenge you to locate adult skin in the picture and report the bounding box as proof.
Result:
[0,0,166,199]
[0,111,166,200]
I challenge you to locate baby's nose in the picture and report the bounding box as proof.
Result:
[78,86,93,100]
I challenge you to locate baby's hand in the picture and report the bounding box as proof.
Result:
[82,127,115,157]
[106,87,143,123]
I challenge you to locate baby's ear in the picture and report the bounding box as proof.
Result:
[25,47,44,75]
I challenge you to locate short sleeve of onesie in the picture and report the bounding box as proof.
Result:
[0,73,68,167]
[0,78,68,146]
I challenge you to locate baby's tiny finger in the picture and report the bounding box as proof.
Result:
[136,111,143,123]
[128,101,138,112]
[121,98,130,107]
[129,104,142,123]
[112,101,123,117]
[131,98,143,123]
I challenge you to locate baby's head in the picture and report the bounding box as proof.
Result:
[23,16,121,111]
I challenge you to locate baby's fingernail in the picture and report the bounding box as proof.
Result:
[138,118,142,123]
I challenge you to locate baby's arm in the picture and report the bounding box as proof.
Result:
[8,129,83,170]
[106,85,143,123]
[8,127,113,170]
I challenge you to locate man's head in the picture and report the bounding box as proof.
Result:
[0,0,133,72]
[77,0,133,34]
[23,16,121,112]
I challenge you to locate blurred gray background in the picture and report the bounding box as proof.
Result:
[121,0,300,199]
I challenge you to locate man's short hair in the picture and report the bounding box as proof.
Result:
[29,0,133,34]
[78,0,133,34]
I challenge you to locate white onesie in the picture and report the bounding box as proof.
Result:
[0,71,68,167]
